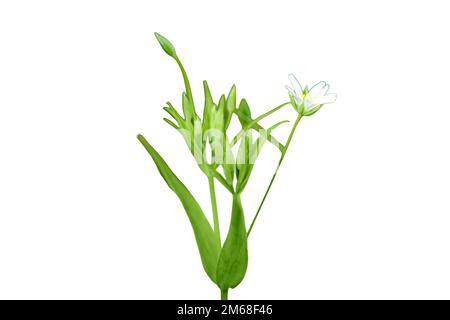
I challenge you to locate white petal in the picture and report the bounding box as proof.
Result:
[286,86,302,105]
[288,74,303,96]
[314,93,337,105]
[285,85,295,96]
[308,81,329,97]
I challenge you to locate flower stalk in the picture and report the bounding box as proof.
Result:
[247,114,302,236]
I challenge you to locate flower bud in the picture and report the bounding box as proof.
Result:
[154,32,177,59]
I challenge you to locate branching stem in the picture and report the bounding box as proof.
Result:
[231,102,290,147]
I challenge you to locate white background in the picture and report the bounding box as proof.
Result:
[1,0,449,299]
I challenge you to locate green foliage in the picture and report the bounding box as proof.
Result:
[137,134,221,283]
[138,32,306,300]
[216,194,248,289]
[225,85,236,129]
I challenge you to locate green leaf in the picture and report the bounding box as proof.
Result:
[154,32,177,59]
[236,130,252,187]
[235,130,266,193]
[234,120,287,193]
[163,118,179,129]
[225,85,236,129]
[222,138,235,184]
[163,102,185,129]
[216,193,248,289]
[182,92,194,124]
[212,96,225,132]
[137,134,221,283]
[193,117,204,163]
[202,81,214,131]
[203,81,214,107]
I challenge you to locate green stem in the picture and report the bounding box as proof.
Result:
[208,177,221,244]
[221,288,228,300]
[175,57,194,106]
[212,170,234,193]
[252,102,291,128]
[247,114,302,236]
[231,102,290,147]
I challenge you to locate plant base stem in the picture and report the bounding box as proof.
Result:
[208,177,221,244]
[220,288,228,300]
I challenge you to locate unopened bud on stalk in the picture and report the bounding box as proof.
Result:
[154,32,177,59]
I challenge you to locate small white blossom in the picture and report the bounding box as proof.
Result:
[286,74,337,116]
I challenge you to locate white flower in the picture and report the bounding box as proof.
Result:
[286,74,337,116]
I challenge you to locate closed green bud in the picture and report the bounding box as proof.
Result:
[154,32,177,59]
[236,99,252,127]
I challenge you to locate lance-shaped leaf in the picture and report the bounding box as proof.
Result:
[216,193,248,290]
[202,80,214,132]
[163,118,178,129]
[222,137,235,185]
[224,85,236,129]
[182,92,194,125]
[236,131,260,193]
[163,102,185,129]
[236,130,253,192]
[137,134,221,283]
[215,95,226,132]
